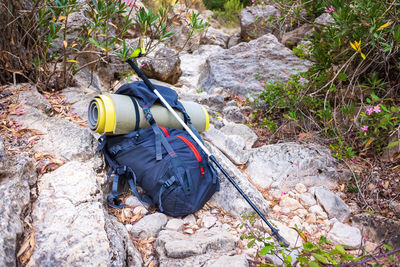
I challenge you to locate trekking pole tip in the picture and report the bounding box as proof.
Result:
[273,231,290,247]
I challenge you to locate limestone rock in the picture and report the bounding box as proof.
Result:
[220,123,258,149]
[295,183,307,194]
[156,229,236,266]
[166,22,200,53]
[246,143,339,190]
[298,192,316,208]
[104,213,143,266]
[200,34,312,97]
[131,213,168,238]
[240,5,280,41]
[389,201,400,215]
[140,46,182,84]
[125,195,150,209]
[165,219,184,232]
[309,205,328,218]
[178,45,224,89]
[61,85,98,119]
[281,23,313,48]
[203,216,217,229]
[29,161,111,266]
[15,83,52,114]
[352,213,400,248]
[201,27,230,48]
[269,220,303,248]
[228,33,242,48]
[183,214,197,225]
[314,186,351,222]
[327,222,361,247]
[279,197,303,211]
[0,157,34,267]
[180,92,225,112]
[206,142,269,218]
[223,106,246,123]
[203,127,249,165]
[204,255,249,267]
[13,106,95,162]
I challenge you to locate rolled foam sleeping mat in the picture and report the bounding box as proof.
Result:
[88,94,210,135]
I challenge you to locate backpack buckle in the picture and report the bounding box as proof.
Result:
[110,145,121,156]
[116,166,127,175]
[164,176,176,188]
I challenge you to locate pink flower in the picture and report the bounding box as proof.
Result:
[325,5,334,13]
[280,192,287,196]
[373,105,381,113]
[366,107,373,115]
[361,125,368,131]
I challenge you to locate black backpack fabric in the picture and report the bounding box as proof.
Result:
[98,81,219,217]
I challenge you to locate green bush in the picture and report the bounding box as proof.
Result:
[240,213,400,266]
[248,0,400,157]
[0,0,208,91]
[202,0,226,10]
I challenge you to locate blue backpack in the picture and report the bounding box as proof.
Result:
[98,81,219,217]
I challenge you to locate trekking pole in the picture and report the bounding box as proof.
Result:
[126,58,290,247]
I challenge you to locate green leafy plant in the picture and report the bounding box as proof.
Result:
[240,213,400,266]
[1,0,208,91]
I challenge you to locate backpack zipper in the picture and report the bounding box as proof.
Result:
[176,135,205,175]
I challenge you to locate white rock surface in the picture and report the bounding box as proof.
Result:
[314,186,351,222]
[204,255,249,267]
[203,127,249,165]
[220,123,258,149]
[298,192,317,208]
[156,229,236,266]
[131,213,168,239]
[327,221,362,247]
[203,216,218,229]
[279,197,303,211]
[246,143,339,190]
[165,219,185,232]
[309,205,328,219]
[295,183,307,193]
[206,142,269,217]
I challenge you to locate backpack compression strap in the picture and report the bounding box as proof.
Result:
[99,136,153,210]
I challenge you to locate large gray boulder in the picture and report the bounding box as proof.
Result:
[200,27,230,48]
[199,34,311,97]
[203,127,249,165]
[105,213,143,266]
[178,45,224,89]
[0,156,35,267]
[140,45,182,84]
[206,142,269,217]
[204,255,249,267]
[246,143,340,191]
[313,186,351,222]
[3,84,143,266]
[156,229,236,266]
[281,23,313,48]
[131,212,168,239]
[220,123,258,149]
[240,5,280,41]
[327,221,362,247]
[28,161,111,266]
